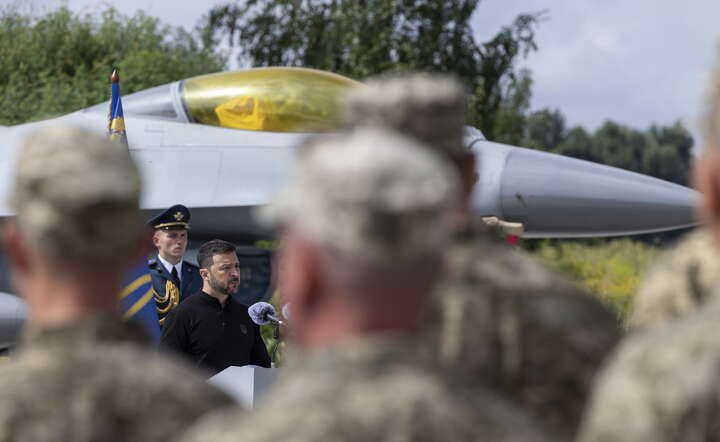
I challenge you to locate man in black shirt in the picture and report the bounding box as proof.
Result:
[161,239,271,375]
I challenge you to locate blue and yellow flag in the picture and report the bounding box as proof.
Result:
[107,69,161,343]
[107,69,128,147]
[120,261,160,343]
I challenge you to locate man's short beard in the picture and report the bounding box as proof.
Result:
[209,276,236,296]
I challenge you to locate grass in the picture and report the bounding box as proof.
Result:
[530,239,661,324]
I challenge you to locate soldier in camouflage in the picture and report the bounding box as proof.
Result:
[577,58,720,442]
[629,128,720,330]
[341,74,620,440]
[181,128,548,442]
[578,294,720,442]
[630,228,719,329]
[0,126,232,442]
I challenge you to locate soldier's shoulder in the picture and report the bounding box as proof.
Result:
[147,258,162,272]
[620,302,720,373]
[631,229,720,329]
[126,345,228,394]
[580,306,720,442]
[0,343,233,442]
[182,368,544,442]
[446,226,584,297]
[643,229,718,276]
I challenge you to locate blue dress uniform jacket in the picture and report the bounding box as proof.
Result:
[148,258,203,324]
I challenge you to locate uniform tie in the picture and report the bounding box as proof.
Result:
[171,266,179,282]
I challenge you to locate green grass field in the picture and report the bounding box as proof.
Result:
[530,239,661,325]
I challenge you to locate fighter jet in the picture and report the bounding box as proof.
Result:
[0,67,700,349]
[0,67,699,240]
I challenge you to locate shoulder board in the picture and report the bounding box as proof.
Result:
[147,258,157,266]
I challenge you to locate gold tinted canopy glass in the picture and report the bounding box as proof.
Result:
[181,68,362,133]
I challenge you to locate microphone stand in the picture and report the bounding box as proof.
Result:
[271,322,282,368]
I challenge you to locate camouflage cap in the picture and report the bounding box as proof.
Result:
[9,126,142,262]
[341,73,467,156]
[257,128,460,263]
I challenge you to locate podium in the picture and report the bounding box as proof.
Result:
[208,366,279,408]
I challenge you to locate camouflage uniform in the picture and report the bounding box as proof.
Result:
[342,74,620,440]
[630,229,719,329]
[0,316,233,442]
[181,336,548,442]
[423,221,620,440]
[0,126,234,442]
[578,294,720,442]
[178,128,550,442]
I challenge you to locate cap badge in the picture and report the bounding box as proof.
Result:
[173,211,184,221]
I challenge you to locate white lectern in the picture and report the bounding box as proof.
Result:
[208,366,279,408]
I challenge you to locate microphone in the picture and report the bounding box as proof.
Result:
[248,302,283,326]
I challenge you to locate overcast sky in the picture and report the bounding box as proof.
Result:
[3,0,719,145]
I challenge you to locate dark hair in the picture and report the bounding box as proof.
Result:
[197,239,237,269]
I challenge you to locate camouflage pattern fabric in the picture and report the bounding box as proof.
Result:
[180,335,548,442]
[0,316,233,442]
[578,294,720,442]
[630,229,719,330]
[341,74,467,155]
[9,126,142,262]
[257,128,459,265]
[424,221,620,440]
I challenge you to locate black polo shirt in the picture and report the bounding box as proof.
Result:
[160,291,271,376]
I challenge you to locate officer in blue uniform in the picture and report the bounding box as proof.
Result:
[147,204,203,325]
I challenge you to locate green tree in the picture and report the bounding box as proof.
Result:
[521,110,694,186]
[200,0,542,142]
[555,126,596,162]
[0,7,225,125]
[523,107,566,151]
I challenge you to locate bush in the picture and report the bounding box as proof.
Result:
[531,239,660,324]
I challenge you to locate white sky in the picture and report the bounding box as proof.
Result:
[3,0,719,145]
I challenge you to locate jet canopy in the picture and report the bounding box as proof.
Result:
[183,68,361,133]
[88,67,363,133]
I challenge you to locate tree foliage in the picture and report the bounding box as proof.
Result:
[200,0,542,142]
[201,1,693,184]
[0,7,225,125]
[523,108,694,185]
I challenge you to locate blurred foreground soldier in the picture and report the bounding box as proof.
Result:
[343,74,619,440]
[630,60,720,331]
[147,204,202,325]
[630,228,719,329]
[630,145,720,329]
[577,61,720,442]
[181,129,547,442]
[0,127,231,442]
[161,239,270,375]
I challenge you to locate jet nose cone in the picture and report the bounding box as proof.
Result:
[500,147,699,237]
